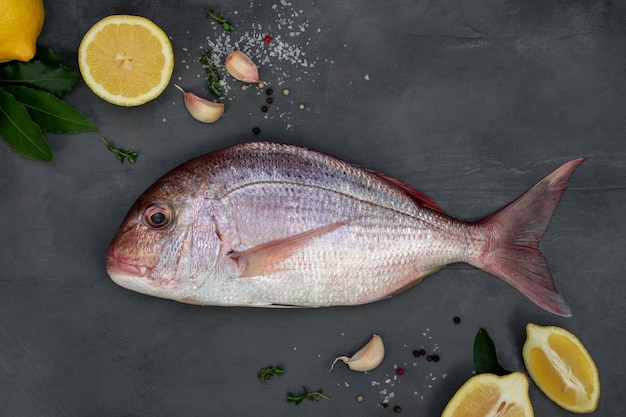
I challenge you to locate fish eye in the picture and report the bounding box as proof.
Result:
[144,204,172,229]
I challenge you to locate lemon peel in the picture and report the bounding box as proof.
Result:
[0,0,45,63]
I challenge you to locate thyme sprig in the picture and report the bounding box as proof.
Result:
[207,9,234,33]
[287,387,329,405]
[199,49,222,98]
[101,137,138,164]
[258,365,285,387]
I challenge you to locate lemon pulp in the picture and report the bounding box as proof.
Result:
[441,372,533,417]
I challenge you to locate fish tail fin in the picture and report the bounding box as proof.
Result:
[472,158,585,317]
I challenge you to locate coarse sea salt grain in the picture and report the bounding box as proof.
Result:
[170,1,326,130]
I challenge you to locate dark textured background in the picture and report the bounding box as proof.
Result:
[1,0,624,416]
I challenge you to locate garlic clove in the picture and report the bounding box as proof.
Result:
[225,50,262,83]
[175,84,224,123]
[330,333,385,372]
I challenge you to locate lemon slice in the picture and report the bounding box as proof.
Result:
[441,372,533,417]
[78,15,174,106]
[522,323,600,413]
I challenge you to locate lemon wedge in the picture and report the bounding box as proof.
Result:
[522,323,600,413]
[441,372,533,417]
[78,15,174,106]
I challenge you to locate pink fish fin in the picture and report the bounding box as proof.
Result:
[369,170,443,212]
[472,158,585,317]
[231,221,349,278]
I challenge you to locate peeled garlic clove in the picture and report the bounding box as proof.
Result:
[225,50,262,83]
[175,84,224,123]
[330,334,385,372]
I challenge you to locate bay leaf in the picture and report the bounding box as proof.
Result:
[0,59,81,96]
[4,85,98,133]
[473,328,511,376]
[0,87,53,161]
[34,46,65,66]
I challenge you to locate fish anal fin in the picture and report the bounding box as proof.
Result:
[370,170,443,212]
[232,221,348,278]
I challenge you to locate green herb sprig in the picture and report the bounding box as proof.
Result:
[200,50,222,98]
[207,9,234,33]
[0,47,98,161]
[287,387,329,405]
[258,365,285,387]
[101,137,138,164]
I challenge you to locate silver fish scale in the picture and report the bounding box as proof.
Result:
[188,142,432,221]
[183,143,478,306]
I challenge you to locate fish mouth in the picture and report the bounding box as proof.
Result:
[106,257,162,297]
[105,245,153,293]
[105,248,175,298]
[106,256,149,278]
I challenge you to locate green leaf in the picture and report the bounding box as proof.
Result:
[473,328,511,376]
[0,87,52,161]
[0,59,81,96]
[3,86,98,133]
[34,46,65,66]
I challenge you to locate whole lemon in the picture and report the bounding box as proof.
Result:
[0,0,45,63]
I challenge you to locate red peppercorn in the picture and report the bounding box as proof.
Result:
[396,367,405,375]
[263,35,272,43]
[393,405,402,413]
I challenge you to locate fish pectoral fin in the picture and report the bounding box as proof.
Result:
[230,221,348,278]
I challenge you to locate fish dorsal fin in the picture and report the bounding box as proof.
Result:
[370,171,442,212]
[231,221,348,278]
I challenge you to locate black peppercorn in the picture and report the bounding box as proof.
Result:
[453,316,461,324]
[265,88,273,95]
[261,106,268,112]
[266,97,273,104]
[252,127,260,134]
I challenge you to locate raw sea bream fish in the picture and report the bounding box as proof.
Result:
[106,142,583,316]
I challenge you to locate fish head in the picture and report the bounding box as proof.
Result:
[106,173,223,302]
